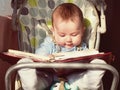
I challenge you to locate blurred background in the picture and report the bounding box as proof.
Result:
[99,0,120,89]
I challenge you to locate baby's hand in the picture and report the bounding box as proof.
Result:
[47,54,55,62]
[48,54,55,59]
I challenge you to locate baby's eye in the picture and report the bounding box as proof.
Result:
[71,33,78,36]
[59,34,65,37]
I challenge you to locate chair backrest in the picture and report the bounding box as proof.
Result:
[11,0,100,53]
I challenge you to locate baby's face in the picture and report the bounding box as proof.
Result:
[52,19,84,49]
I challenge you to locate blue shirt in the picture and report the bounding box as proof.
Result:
[35,36,87,56]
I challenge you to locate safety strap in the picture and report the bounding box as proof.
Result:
[11,0,27,50]
[11,0,26,31]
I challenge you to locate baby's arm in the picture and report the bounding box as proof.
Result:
[35,37,54,56]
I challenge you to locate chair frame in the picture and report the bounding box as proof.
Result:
[5,63,119,90]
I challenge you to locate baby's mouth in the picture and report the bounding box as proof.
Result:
[65,44,74,48]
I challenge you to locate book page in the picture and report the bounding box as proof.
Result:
[8,49,102,62]
[8,49,50,61]
[53,49,101,60]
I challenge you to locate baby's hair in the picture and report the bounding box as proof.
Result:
[52,3,84,26]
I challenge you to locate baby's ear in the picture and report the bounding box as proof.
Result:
[81,25,85,34]
[83,26,86,33]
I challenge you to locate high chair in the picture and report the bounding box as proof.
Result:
[5,0,119,90]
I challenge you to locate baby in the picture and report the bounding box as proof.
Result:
[18,3,106,90]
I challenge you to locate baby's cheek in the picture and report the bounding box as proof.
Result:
[56,41,64,46]
[55,39,65,46]
[74,38,82,45]
[55,37,64,43]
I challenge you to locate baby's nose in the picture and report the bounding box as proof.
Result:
[66,36,72,42]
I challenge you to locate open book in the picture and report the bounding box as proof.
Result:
[0,49,114,76]
[0,49,113,64]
